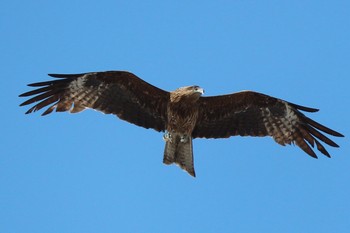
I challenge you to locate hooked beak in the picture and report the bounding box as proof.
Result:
[195,87,204,95]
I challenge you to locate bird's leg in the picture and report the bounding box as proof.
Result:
[163,131,172,143]
[180,135,189,143]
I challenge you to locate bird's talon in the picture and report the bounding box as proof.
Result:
[163,131,172,142]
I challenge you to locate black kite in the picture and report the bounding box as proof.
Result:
[19,71,344,177]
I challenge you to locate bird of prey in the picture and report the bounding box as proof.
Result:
[19,71,344,177]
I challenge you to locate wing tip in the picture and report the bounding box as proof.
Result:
[290,103,319,112]
[48,73,66,78]
[335,132,345,138]
[48,73,88,79]
[307,150,318,159]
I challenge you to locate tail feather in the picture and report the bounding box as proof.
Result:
[163,135,195,177]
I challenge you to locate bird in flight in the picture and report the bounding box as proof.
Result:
[19,71,344,177]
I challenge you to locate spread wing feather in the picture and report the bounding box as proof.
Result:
[19,71,169,132]
[193,91,344,158]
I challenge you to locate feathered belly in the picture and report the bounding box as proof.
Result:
[167,106,199,135]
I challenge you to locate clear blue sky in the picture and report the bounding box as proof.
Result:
[1,1,349,232]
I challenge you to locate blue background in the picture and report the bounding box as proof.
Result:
[2,1,349,232]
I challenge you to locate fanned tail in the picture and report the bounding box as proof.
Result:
[163,134,195,177]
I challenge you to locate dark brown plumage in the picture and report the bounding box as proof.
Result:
[19,71,344,177]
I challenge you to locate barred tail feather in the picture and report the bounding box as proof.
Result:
[163,135,195,177]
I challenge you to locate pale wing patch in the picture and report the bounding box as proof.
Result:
[262,102,299,145]
[68,76,87,91]
[65,76,105,113]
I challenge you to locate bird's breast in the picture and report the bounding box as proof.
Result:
[166,103,199,134]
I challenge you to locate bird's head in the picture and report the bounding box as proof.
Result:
[171,85,204,102]
[192,85,205,95]
[180,85,204,94]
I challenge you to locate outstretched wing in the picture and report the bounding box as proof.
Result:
[19,71,169,132]
[192,91,344,158]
